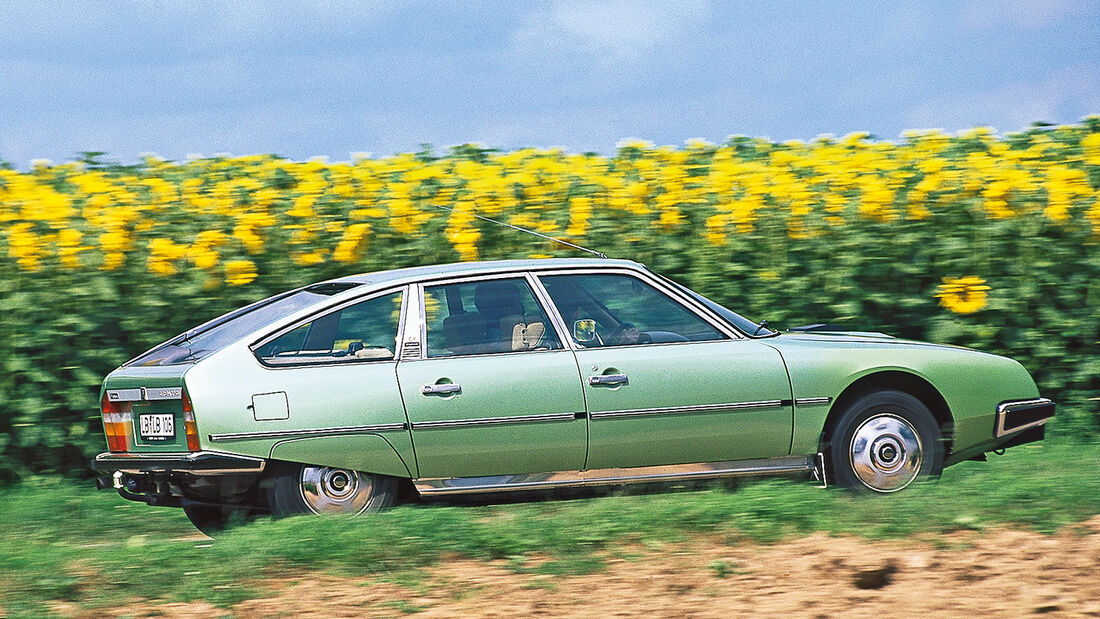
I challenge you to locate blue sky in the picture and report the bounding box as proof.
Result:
[1,0,1097,166]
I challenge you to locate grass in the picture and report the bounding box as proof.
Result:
[1,440,1097,616]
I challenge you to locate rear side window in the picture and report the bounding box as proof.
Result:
[423,278,562,357]
[254,291,404,365]
[127,283,362,367]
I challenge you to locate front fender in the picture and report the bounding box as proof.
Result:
[767,336,1040,456]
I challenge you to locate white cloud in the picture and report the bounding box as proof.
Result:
[903,65,1100,133]
[511,0,711,61]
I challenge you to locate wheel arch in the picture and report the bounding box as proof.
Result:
[819,370,954,458]
[268,433,413,478]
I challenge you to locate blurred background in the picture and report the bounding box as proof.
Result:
[0,0,1097,481]
[1,3,1099,616]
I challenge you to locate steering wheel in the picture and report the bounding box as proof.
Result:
[607,323,648,346]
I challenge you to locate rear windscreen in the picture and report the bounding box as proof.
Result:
[126,282,362,367]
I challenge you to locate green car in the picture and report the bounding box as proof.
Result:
[92,258,1054,532]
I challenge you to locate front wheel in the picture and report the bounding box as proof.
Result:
[267,462,398,516]
[828,390,943,493]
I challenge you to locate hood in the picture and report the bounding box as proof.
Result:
[775,330,977,353]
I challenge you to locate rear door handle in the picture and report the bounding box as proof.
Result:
[422,383,461,396]
[589,373,628,386]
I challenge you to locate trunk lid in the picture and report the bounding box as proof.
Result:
[102,365,192,453]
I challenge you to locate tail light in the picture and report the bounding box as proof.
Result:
[182,389,200,451]
[100,393,132,453]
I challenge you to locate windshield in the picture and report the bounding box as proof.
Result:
[126,282,362,366]
[650,271,777,337]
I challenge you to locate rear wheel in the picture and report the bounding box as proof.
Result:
[268,462,398,516]
[828,390,943,493]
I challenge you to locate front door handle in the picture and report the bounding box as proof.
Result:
[422,383,461,396]
[589,373,628,386]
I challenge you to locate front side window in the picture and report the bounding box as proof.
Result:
[254,290,404,365]
[539,273,726,347]
[423,278,562,357]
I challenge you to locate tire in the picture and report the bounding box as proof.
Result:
[827,390,944,493]
[183,503,253,536]
[267,461,398,516]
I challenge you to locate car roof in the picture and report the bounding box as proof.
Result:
[326,257,646,287]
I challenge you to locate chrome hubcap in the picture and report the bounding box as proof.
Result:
[299,466,373,514]
[849,414,923,492]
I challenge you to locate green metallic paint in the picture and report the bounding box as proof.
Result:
[97,259,1046,489]
[766,333,1040,458]
[102,365,191,453]
[269,434,412,478]
[396,350,587,477]
[179,344,419,475]
[576,339,793,468]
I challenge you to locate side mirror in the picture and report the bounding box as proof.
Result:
[574,319,597,345]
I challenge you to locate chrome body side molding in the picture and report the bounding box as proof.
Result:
[411,412,580,430]
[209,423,408,443]
[794,397,833,407]
[414,455,816,495]
[590,399,785,420]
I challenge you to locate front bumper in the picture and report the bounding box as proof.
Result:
[995,398,1055,439]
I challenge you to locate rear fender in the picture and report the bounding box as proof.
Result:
[268,434,413,478]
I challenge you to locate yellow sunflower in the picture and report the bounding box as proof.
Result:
[936,276,991,314]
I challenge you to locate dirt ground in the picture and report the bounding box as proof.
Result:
[97,515,1100,618]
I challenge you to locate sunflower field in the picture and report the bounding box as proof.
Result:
[1,119,1099,480]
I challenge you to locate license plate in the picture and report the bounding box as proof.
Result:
[139,413,175,441]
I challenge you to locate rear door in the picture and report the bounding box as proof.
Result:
[537,270,793,469]
[396,275,587,478]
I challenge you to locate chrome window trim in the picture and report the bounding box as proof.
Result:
[410,411,580,430]
[532,266,743,344]
[402,282,425,360]
[590,399,786,420]
[995,397,1054,438]
[249,285,409,369]
[209,423,408,443]
[414,455,816,495]
[412,272,571,360]
[399,347,581,363]
[525,272,577,351]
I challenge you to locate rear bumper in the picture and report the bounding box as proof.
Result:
[92,451,267,508]
[92,451,267,476]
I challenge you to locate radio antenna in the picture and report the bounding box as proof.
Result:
[432,204,608,259]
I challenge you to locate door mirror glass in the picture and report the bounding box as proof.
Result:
[574,319,597,345]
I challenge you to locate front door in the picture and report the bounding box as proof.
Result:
[538,272,793,469]
[397,276,587,478]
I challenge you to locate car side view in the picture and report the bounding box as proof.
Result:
[91,258,1054,532]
